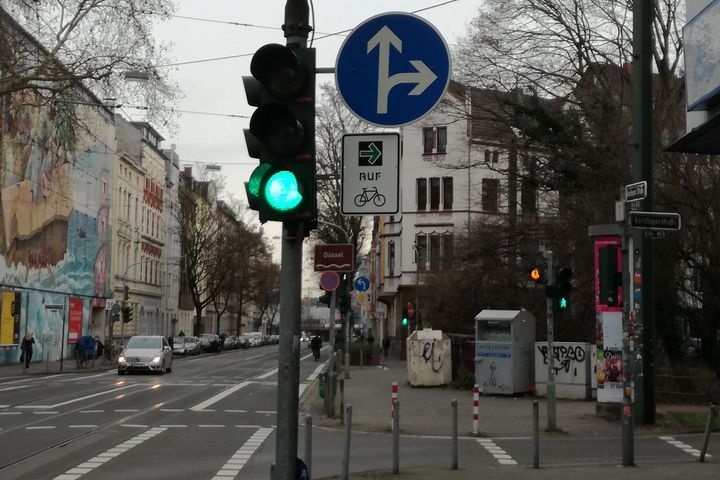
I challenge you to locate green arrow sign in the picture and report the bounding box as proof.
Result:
[359,141,382,166]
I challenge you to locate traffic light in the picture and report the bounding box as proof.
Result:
[401,307,409,327]
[318,291,331,306]
[549,267,573,310]
[122,306,133,323]
[243,43,316,224]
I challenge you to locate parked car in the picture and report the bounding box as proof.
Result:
[118,335,172,375]
[199,334,220,352]
[246,332,263,347]
[184,336,202,355]
[172,336,188,355]
[237,335,249,349]
[224,335,238,350]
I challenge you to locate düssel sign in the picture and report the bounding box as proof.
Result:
[335,12,451,127]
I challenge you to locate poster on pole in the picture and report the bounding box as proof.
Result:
[68,298,83,344]
[0,291,20,345]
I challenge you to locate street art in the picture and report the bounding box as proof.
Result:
[0,92,113,363]
[537,344,587,374]
[421,339,444,373]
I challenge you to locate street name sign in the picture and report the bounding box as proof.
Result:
[314,244,355,272]
[629,211,681,230]
[624,181,647,202]
[342,133,399,215]
[335,12,451,127]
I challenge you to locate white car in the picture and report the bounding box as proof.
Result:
[118,335,173,375]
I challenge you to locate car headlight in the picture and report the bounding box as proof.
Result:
[118,356,126,364]
[151,356,161,364]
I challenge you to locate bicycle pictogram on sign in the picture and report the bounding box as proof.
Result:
[354,187,386,208]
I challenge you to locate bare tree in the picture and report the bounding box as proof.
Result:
[250,261,280,333]
[0,1,180,129]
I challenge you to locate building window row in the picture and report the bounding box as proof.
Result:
[481,178,499,212]
[423,126,447,154]
[416,176,453,211]
[415,233,454,271]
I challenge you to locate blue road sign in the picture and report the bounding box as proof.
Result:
[335,12,451,127]
[354,276,370,292]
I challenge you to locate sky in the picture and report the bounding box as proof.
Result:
[144,0,481,258]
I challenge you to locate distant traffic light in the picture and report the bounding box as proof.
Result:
[554,267,573,310]
[401,307,409,327]
[122,306,133,323]
[243,43,316,225]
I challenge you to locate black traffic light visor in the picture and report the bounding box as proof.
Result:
[251,43,306,100]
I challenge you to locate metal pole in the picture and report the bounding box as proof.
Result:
[304,414,312,477]
[632,0,655,427]
[342,404,352,480]
[451,399,458,470]
[392,400,400,474]
[326,289,337,417]
[699,405,717,463]
[274,223,304,480]
[545,250,556,430]
[621,230,635,466]
[345,310,351,379]
[533,400,539,468]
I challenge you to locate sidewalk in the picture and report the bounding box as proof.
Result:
[0,356,114,378]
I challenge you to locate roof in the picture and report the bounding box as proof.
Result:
[474,309,531,321]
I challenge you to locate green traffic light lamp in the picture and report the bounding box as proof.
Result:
[265,170,303,211]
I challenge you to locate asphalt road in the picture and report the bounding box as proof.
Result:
[1,346,718,480]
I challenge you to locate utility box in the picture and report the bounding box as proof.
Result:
[474,309,535,395]
[406,329,452,387]
[534,342,592,400]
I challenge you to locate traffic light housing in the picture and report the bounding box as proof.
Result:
[122,306,133,323]
[547,267,573,310]
[243,43,316,225]
[401,307,409,327]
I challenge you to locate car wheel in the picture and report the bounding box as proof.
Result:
[158,361,165,375]
[166,363,172,373]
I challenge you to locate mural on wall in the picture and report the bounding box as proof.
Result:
[0,92,113,363]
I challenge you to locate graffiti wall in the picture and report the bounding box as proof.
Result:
[406,329,451,386]
[534,342,592,399]
[0,92,113,364]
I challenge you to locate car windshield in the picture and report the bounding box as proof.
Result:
[127,337,161,349]
[173,337,184,344]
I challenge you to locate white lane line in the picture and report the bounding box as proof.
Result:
[476,439,518,465]
[660,436,711,458]
[59,371,114,382]
[256,410,276,415]
[18,384,141,409]
[27,426,55,430]
[199,425,225,428]
[160,408,183,412]
[0,385,31,392]
[160,425,187,428]
[69,425,98,428]
[190,382,250,411]
[34,411,59,415]
[298,383,308,398]
[256,368,277,380]
[121,424,148,428]
[79,410,103,414]
[0,412,22,415]
[53,427,166,480]
[211,427,274,480]
[307,363,325,382]
[0,404,9,408]
[224,409,248,413]
[114,409,139,412]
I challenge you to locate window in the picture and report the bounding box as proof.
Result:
[442,234,454,268]
[415,235,427,271]
[388,241,395,277]
[484,150,490,163]
[482,178,499,212]
[521,178,537,214]
[430,234,441,270]
[423,128,434,154]
[430,177,440,210]
[492,151,499,163]
[416,178,427,211]
[442,177,453,210]
[423,126,447,154]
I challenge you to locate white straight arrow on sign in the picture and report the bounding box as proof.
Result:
[367,26,437,114]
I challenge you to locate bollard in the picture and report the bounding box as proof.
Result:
[451,399,458,470]
[342,404,352,480]
[391,381,399,431]
[699,405,718,463]
[472,384,479,435]
[340,377,345,425]
[305,414,312,478]
[533,400,539,468]
[393,400,400,474]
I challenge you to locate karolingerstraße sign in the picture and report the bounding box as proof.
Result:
[629,211,681,231]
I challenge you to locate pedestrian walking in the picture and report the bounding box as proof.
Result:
[20,331,35,369]
[310,334,321,361]
[382,336,390,358]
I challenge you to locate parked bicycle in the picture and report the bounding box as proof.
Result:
[354,186,386,207]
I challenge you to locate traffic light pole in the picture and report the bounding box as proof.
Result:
[544,250,557,431]
[274,4,312,480]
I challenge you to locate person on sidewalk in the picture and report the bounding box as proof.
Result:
[382,336,390,358]
[20,331,35,369]
[310,334,321,361]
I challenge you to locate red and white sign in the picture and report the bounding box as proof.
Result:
[68,298,83,343]
[407,301,415,319]
[320,271,341,292]
[315,244,354,272]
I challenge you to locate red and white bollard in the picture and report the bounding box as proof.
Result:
[472,384,480,435]
[391,381,398,430]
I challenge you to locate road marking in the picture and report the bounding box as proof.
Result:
[0,412,22,415]
[190,382,251,411]
[34,411,59,415]
[53,427,166,480]
[477,438,517,465]
[69,425,98,428]
[199,424,225,428]
[298,383,308,398]
[79,410,103,414]
[160,408,183,412]
[307,364,325,381]
[18,384,141,409]
[121,424,148,428]
[27,426,55,430]
[659,436,710,458]
[224,409,248,413]
[160,424,187,428]
[256,368,277,380]
[114,409,139,412]
[59,371,114,382]
[212,427,274,479]
[0,385,31,392]
[0,404,9,408]
[256,410,276,415]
